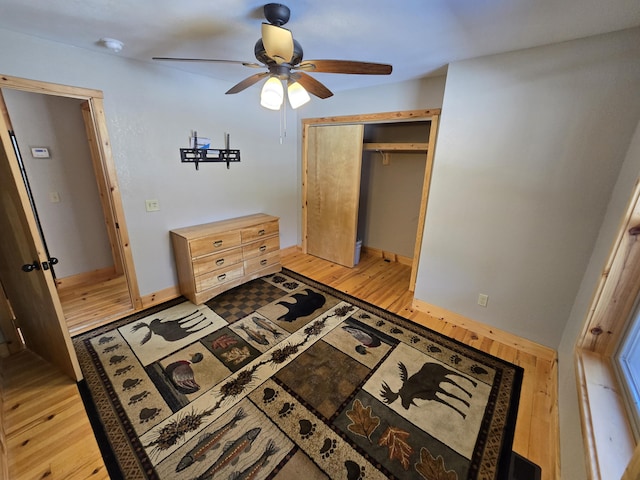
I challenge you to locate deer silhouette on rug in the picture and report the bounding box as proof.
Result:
[380,361,477,418]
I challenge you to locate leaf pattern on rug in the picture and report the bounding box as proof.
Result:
[378,426,414,470]
[346,399,380,442]
[415,447,458,480]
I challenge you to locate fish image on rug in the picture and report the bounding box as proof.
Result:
[164,352,203,395]
[228,439,279,480]
[175,407,246,472]
[380,362,477,418]
[276,289,326,322]
[195,427,261,479]
[252,316,283,339]
[131,310,213,345]
[238,323,269,346]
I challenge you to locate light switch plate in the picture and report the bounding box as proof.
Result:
[145,199,160,212]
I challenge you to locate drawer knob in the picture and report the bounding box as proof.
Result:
[260,259,268,266]
[214,240,223,247]
[258,229,265,236]
[259,245,267,252]
[217,273,227,281]
[216,258,225,266]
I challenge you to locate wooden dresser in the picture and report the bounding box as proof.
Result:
[170,213,281,304]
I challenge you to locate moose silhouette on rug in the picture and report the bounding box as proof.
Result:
[380,361,477,418]
[131,310,213,344]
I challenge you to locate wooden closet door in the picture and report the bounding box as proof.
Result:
[305,124,364,267]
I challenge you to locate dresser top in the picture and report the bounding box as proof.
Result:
[170,213,278,239]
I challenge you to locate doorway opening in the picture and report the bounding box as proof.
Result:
[0,75,140,337]
[302,109,440,291]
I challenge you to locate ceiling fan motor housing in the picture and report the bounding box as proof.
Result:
[264,3,290,26]
[254,38,303,67]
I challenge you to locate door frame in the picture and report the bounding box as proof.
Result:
[0,74,141,327]
[301,109,440,291]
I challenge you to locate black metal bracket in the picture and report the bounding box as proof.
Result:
[180,132,240,170]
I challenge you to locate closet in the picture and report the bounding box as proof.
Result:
[302,109,440,291]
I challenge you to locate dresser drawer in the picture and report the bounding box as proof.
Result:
[242,236,280,260]
[244,250,280,275]
[192,248,243,276]
[190,231,241,258]
[241,220,279,243]
[195,264,244,292]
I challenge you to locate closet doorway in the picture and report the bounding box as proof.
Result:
[0,74,140,339]
[302,109,440,291]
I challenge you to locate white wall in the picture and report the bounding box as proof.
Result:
[0,28,300,296]
[299,76,446,120]
[415,28,640,349]
[2,90,113,278]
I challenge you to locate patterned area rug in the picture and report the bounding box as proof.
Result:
[74,269,522,480]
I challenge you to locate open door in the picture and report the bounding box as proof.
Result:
[0,113,81,380]
[305,124,364,267]
[0,74,141,338]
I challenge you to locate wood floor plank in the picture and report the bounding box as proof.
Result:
[1,351,108,480]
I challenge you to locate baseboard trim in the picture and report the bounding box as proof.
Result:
[280,245,301,256]
[140,285,181,309]
[361,246,412,266]
[55,266,117,289]
[412,298,557,362]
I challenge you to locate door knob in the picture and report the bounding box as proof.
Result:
[22,261,41,272]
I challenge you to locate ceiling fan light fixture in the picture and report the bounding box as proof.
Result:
[287,81,310,109]
[260,76,284,110]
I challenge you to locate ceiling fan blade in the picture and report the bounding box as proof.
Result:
[225,72,270,94]
[261,23,294,64]
[152,57,262,68]
[293,72,333,99]
[297,60,392,75]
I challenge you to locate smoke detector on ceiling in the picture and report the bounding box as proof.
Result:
[100,37,124,53]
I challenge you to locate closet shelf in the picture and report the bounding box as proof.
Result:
[363,142,429,152]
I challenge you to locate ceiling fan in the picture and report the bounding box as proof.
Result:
[153,3,393,110]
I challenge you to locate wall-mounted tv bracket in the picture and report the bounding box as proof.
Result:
[180,132,240,170]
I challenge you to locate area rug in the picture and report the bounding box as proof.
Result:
[73,269,523,480]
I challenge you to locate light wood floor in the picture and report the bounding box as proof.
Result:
[58,274,133,336]
[1,350,109,480]
[1,249,559,480]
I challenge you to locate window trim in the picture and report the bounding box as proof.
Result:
[576,176,640,479]
[614,296,640,442]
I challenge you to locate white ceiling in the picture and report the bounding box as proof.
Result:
[1,0,639,94]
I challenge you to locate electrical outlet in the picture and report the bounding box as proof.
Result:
[145,199,160,212]
[478,294,489,307]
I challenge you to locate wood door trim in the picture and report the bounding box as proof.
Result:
[0,74,103,99]
[302,109,441,126]
[410,114,439,291]
[86,98,141,308]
